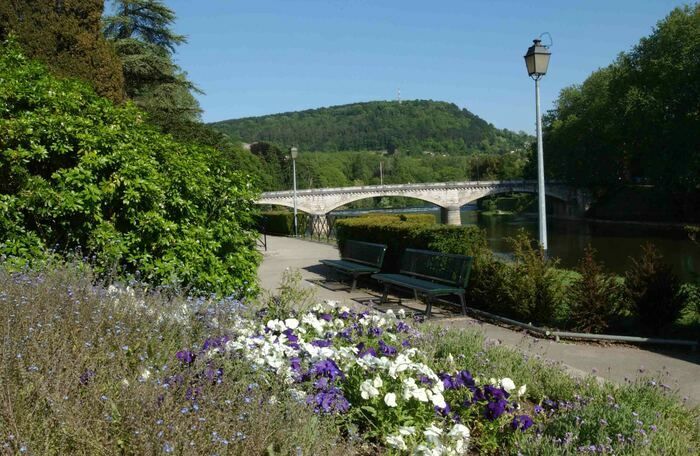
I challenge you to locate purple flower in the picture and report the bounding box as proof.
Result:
[440,373,456,390]
[511,415,534,431]
[435,402,451,417]
[176,350,196,365]
[289,357,302,373]
[310,359,344,381]
[79,369,96,386]
[319,313,333,322]
[485,398,508,420]
[378,340,397,357]
[307,387,350,414]
[339,311,351,319]
[395,321,410,333]
[369,327,383,337]
[456,370,476,390]
[356,342,377,358]
[310,339,332,348]
[419,375,435,386]
[534,405,543,414]
[204,366,223,383]
[201,336,228,351]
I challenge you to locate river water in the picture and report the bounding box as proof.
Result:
[333,205,700,282]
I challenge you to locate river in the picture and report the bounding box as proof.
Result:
[333,205,700,282]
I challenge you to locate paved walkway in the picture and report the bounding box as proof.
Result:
[258,235,700,406]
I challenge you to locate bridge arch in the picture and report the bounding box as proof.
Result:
[456,186,571,207]
[257,181,590,226]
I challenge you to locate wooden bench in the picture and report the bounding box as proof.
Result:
[372,248,473,318]
[320,240,387,292]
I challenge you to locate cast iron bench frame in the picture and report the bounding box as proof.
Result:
[320,240,387,292]
[372,248,473,318]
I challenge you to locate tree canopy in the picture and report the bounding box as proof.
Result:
[543,4,700,195]
[211,100,532,156]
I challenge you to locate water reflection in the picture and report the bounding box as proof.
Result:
[333,205,699,282]
[460,207,698,282]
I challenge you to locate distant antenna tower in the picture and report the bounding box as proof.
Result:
[397,88,401,104]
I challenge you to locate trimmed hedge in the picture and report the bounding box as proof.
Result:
[336,214,488,274]
[259,211,305,235]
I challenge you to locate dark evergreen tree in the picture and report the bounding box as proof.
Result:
[0,0,124,102]
[103,0,201,127]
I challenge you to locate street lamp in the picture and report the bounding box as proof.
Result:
[290,146,299,237]
[524,38,551,253]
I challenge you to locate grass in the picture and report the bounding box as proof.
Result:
[1,262,698,454]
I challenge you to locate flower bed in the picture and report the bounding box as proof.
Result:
[178,302,537,454]
[2,265,698,455]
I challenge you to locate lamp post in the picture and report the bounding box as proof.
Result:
[290,146,299,237]
[524,38,551,253]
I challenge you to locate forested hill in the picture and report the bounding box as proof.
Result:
[210,100,532,154]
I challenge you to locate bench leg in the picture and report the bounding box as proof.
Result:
[380,284,389,305]
[425,296,433,319]
[458,293,467,316]
[351,275,358,292]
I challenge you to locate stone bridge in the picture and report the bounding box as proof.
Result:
[258,180,590,226]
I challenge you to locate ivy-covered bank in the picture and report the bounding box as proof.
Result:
[0,41,260,296]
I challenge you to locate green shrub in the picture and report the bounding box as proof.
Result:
[260,210,297,235]
[336,214,487,274]
[568,246,625,333]
[0,41,260,296]
[625,243,684,334]
[490,232,568,326]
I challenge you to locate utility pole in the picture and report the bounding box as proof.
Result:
[380,161,384,185]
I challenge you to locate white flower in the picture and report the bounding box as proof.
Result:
[399,426,416,436]
[373,375,383,389]
[384,392,397,407]
[413,387,429,402]
[429,391,447,409]
[360,379,380,399]
[500,377,516,393]
[397,308,406,318]
[447,423,470,440]
[139,368,151,382]
[284,318,299,329]
[517,384,527,397]
[423,424,443,443]
[385,434,407,450]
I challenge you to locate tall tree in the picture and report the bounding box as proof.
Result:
[543,4,700,196]
[0,0,124,102]
[103,0,201,127]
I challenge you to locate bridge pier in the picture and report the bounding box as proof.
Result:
[440,205,462,226]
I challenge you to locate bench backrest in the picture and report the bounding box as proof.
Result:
[341,240,387,268]
[400,248,473,288]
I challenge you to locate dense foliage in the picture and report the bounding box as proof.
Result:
[211,100,532,155]
[542,4,699,218]
[0,0,124,102]
[625,244,684,334]
[251,141,530,192]
[0,42,260,296]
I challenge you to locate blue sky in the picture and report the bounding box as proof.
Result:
[147,0,690,133]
